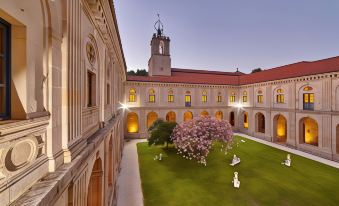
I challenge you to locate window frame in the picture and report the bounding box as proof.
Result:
[257,95,263,103]
[128,88,136,102]
[0,18,11,120]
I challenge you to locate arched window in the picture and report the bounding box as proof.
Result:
[230,92,236,102]
[300,117,318,146]
[215,111,223,120]
[229,111,235,126]
[129,88,136,102]
[147,111,158,128]
[276,88,284,103]
[242,91,248,102]
[256,112,265,133]
[243,112,248,129]
[168,89,174,102]
[185,91,191,107]
[88,158,103,206]
[217,92,222,102]
[127,112,138,133]
[303,86,314,110]
[201,91,207,102]
[0,19,10,120]
[148,88,155,102]
[183,111,193,122]
[166,111,176,122]
[257,90,263,103]
[159,41,164,54]
[201,110,209,117]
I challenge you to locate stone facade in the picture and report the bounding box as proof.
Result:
[124,30,339,163]
[0,0,126,205]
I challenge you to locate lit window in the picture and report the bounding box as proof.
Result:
[257,95,263,103]
[129,88,136,102]
[168,89,174,102]
[242,91,247,102]
[148,89,155,102]
[185,91,191,107]
[303,86,313,91]
[276,88,284,103]
[230,92,236,102]
[0,19,10,120]
[303,93,314,110]
[202,91,207,102]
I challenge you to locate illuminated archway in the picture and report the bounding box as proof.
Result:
[229,111,235,126]
[243,112,248,129]
[87,158,103,206]
[166,111,176,122]
[127,112,138,133]
[200,110,209,117]
[299,117,318,146]
[274,114,287,143]
[255,112,265,133]
[183,111,193,122]
[215,111,223,120]
[147,111,158,128]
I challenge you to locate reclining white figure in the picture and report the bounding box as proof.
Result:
[232,172,240,188]
[159,153,163,161]
[230,154,241,166]
[281,154,291,167]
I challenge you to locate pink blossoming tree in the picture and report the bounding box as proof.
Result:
[171,116,233,165]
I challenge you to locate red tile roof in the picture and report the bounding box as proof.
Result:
[127,56,339,86]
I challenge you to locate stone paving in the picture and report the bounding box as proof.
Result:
[117,139,146,206]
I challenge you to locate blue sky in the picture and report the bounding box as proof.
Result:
[115,0,339,73]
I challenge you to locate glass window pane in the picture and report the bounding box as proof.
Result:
[310,94,314,103]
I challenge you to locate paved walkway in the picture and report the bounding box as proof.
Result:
[117,139,146,206]
[235,133,339,169]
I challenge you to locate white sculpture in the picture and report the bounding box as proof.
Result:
[230,154,241,166]
[159,153,163,161]
[281,154,291,167]
[153,155,158,161]
[232,172,240,188]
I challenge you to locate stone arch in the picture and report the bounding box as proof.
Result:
[166,111,176,122]
[229,111,235,126]
[299,117,318,146]
[200,110,209,117]
[215,111,223,120]
[87,158,103,206]
[183,111,193,122]
[255,112,265,133]
[147,111,158,128]
[273,114,287,143]
[127,112,138,133]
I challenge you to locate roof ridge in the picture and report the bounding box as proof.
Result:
[171,68,244,76]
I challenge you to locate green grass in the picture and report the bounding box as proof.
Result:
[137,136,339,206]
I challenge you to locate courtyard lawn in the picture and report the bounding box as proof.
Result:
[137,136,339,206]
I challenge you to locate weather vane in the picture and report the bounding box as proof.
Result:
[154,13,164,36]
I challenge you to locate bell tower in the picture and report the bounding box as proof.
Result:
[148,15,171,76]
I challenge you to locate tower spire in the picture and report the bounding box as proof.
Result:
[154,14,164,36]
